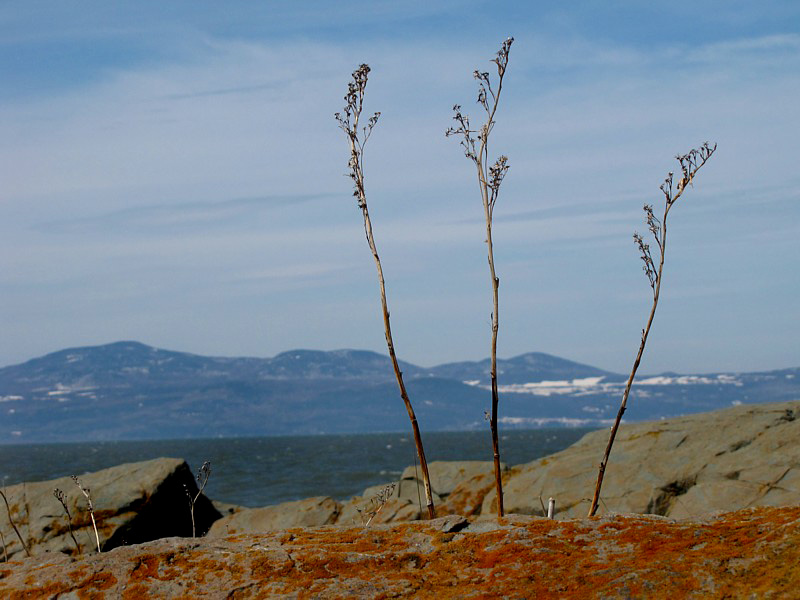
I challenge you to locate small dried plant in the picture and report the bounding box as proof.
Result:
[357,482,397,528]
[184,461,211,538]
[335,64,436,519]
[0,487,30,558]
[53,488,81,556]
[446,36,514,518]
[588,142,716,517]
[72,475,101,553]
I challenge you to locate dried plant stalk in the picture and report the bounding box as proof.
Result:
[0,489,29,558]
[186,461,211,538]
[53,488,81,556]
[357,482,397,528]
[72,476,101,553]
[588,142,716,517]
[446,37,513,517]
[336,64,436,519]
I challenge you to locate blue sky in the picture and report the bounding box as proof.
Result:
[1,1,798,374]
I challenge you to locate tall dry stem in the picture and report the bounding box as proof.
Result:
[588,142,716,517]
[335,64,436,519]
[0,488,29,558]
[446,37,513,517]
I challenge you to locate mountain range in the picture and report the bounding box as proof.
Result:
[0,341,797,443]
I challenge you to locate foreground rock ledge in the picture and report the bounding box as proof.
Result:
[2,505,798,598]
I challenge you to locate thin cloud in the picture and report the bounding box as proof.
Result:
[35,194,332,235]
[1,9,798,373]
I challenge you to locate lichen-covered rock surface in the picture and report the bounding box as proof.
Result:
[1,506,799,598]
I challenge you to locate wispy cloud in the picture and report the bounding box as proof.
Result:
[36,194,332,235]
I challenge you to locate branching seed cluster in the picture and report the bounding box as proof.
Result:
[446,37,513,214]
[664,142,717,204]
[634,142,716,295]
[358,482,397,528]
[53,487,81,555]
[335,64,380,210]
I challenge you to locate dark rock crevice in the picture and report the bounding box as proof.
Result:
[729,439,753,453]
[646,476,697,516]
[102,461,222,551]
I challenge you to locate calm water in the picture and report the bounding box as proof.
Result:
[0,429,593,508]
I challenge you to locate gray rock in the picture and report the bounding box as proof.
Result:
[330,401,800,525]
[207,496,341,537]
[438,470,503,517]
[400,460,505,498]
[333,460,502,526]
[337,494,426,527]
[0,457,221,560]
[211,499,245,517]
[482,400,800,519]
[336,480,440,527]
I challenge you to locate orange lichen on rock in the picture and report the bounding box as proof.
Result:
[81,570,118,592]
[0,505,798,598]
[129,554,161,581]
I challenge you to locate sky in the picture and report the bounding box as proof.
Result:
[0,1,798,375]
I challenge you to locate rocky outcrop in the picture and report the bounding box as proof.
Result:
[205,462,504,536]
[2,506,799,598]
[400,460,506,497]
[325,400,800,526]
[3,399,798,566]
[333,460,503,526]
[0,458,221,560]
[483,399,800,519]
[202,401,800,535]
[207,496,341,537]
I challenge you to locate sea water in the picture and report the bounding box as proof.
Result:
[0,429,593,508]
